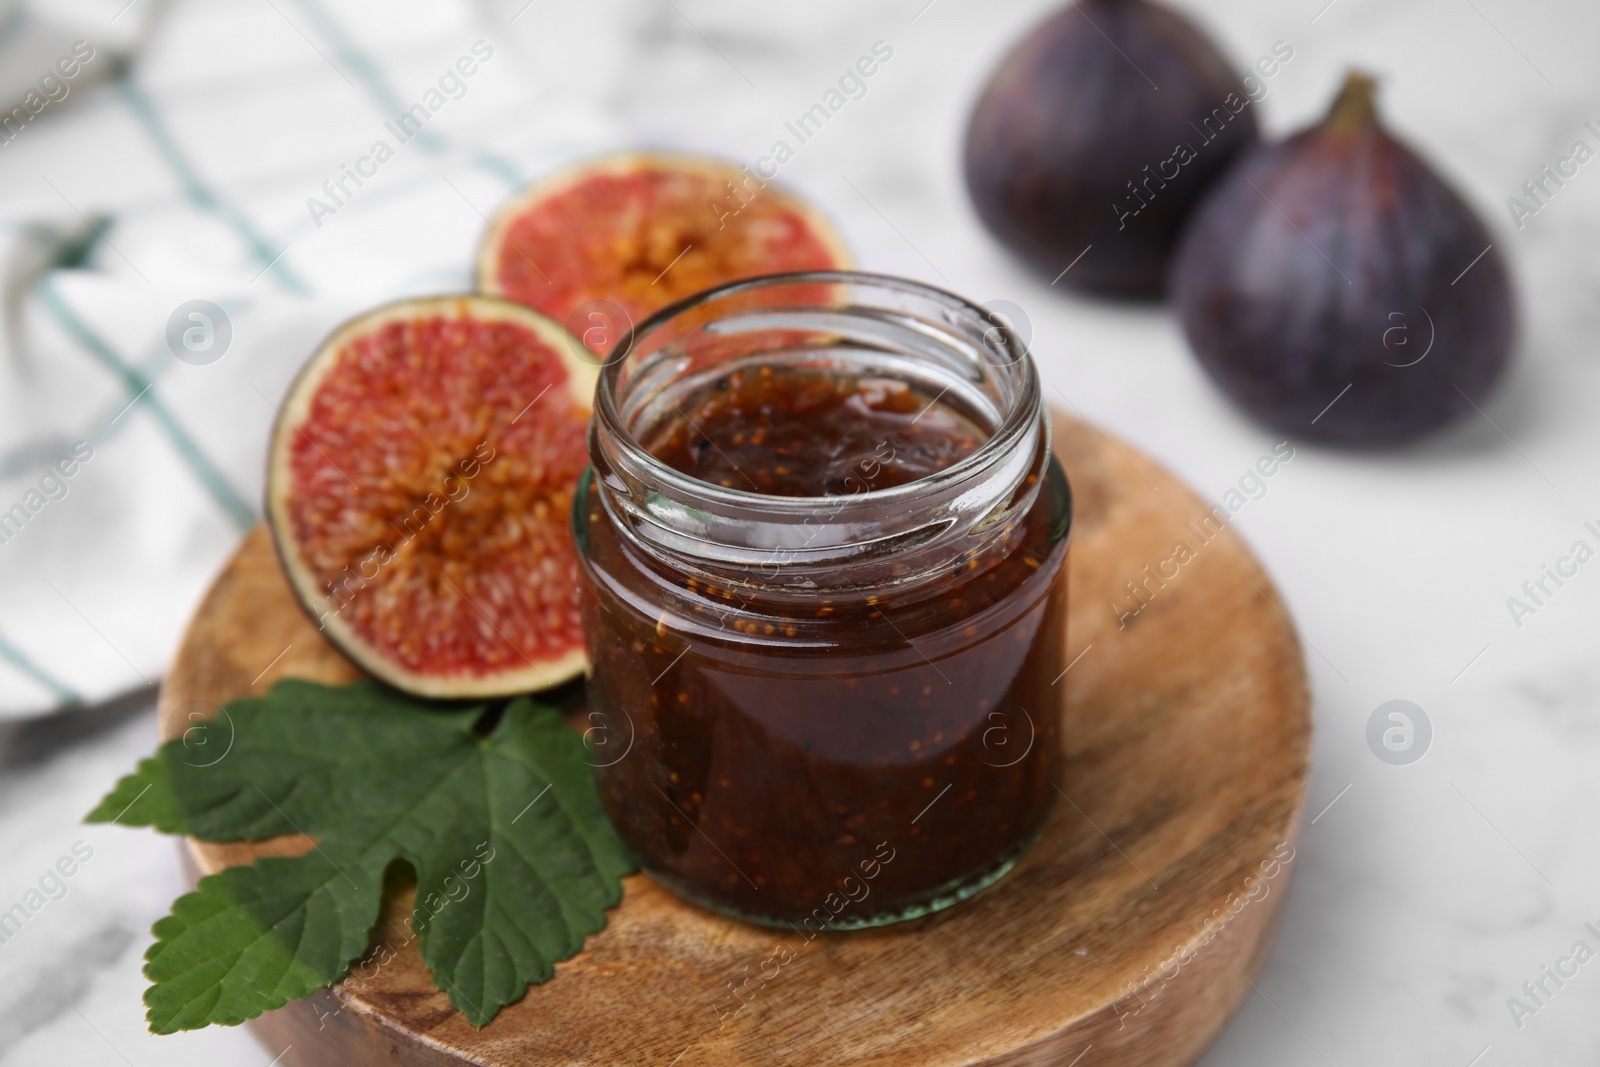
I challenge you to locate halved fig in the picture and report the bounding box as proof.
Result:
[476,152,851,350]
[266,296,595,698]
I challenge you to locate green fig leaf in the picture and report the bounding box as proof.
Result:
[87,680,633,1032]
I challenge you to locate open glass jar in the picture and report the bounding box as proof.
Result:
[574,272,1070,929]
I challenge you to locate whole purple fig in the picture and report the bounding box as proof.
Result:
[1171,73,1515,443]
[964,0,1261,297]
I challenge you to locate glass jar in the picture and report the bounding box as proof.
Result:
[574,271,1071,929]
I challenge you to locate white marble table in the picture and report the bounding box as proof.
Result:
[3,0,1599,1063]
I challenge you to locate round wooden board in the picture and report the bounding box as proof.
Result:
[160,409,1311,1067]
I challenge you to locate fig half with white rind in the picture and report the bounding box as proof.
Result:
[266,296,596,698]
[477,152,851,350]
[964,0,1259,296]
[1171,73,1515,443]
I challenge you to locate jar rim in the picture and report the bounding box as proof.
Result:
[593,269,1043,513]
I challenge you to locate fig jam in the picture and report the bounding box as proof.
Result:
[582,388,1068,927]
[576,272,1069,928]
[644,365,986,496]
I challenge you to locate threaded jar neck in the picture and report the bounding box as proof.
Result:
[588,271,1049,598]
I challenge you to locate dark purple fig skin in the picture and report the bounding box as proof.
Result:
[964,0,1258,297]
[1171,74,1515,443]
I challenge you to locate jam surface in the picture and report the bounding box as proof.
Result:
[577,365,1069,927]
[645,366,984,496]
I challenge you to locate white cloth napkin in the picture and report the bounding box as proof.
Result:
[0,0,636,718]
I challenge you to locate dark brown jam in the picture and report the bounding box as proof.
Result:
[643,366,986,495]
[575,366,1069,928]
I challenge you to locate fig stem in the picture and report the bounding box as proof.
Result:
[1325,70,1380,132]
